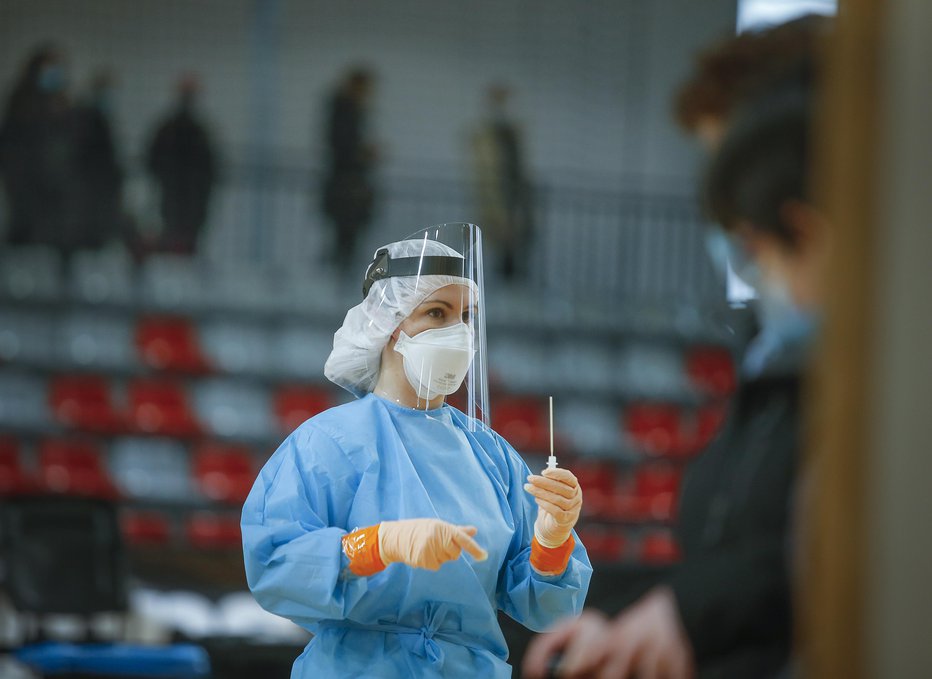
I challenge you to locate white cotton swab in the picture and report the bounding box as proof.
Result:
[547,396,557,470]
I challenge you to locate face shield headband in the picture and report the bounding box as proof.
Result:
[362,249,468,299]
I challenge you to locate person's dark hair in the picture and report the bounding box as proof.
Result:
[703,73,812,248]
[674,14,828,132]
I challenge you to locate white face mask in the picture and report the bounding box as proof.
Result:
[394,322,475,400]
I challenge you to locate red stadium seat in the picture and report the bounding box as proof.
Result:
[128,379,201,437]
[38,439,119,499]
[135,316,211,374]
[609,464,682,522]
[274,386,333,433]
[0,438,37,495]
[623,403,680,456]
[686,346,737,397]
[49,375,125,434]
[193,443,257,504]
[640,531,682,564]
[576,525,626,563]
[573,460,618,518]
[186,513,242,550]
[122,511,172,546]
[492,397,551,452]
[623,402,728,458]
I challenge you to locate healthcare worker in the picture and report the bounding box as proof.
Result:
[242,223,591,678]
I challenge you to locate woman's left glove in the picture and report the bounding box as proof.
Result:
[525,467,583,548]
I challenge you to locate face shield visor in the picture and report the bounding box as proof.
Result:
[363,222,489,430]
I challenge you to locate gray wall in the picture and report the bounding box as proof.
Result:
[867,0,932,674]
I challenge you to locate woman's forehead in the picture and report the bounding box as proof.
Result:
[420,284,477,305]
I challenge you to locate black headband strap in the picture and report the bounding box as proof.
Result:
[363,249,467,298]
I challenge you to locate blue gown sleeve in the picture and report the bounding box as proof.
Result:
[241,424,368,630]
[495,440,593,632]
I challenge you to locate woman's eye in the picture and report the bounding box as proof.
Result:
[462,311,471,324]
[427,308,444,319]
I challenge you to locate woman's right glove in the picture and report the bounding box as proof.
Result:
[379,519,488,570]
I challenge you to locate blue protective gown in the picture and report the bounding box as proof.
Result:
[242,393,591,678]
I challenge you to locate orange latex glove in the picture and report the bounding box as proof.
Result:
[378,519,488,571]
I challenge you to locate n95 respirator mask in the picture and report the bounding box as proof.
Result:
[394,322,475,400]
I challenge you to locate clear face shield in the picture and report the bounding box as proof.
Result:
[363,223,490,430]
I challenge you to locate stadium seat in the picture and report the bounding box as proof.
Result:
[0,246,62,301]
[623,402,681,456]
[135,316,211,373]
[686,345,737,397]
[273,385,333,432]
[110,437,193,502]
[623,401,728,458]
[200,321,273,375]
[49,374,126,434]
[70,248,135,305]
[576,525,626,563]
[61,312,135,370]
[609,463,682,522]
[121,510,172,546]
[186,513,242,550]
[0,438,37,495]
[37,439,119,499]
[492,397,551,453]
[128,379,202,437]
[640,530,682,564]
[192,380,273,439]
[192,443,256,504]
[0,373,51,428]
[0,310,57,365]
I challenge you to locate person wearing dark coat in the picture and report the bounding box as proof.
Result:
[321,67,376,274]
[71,69,123,249]
[0,45,76,250]
[146,75,216,255]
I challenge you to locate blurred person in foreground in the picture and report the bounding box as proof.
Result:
[471,83,534,284]
[321,66,378,276]
[524,18,828,679]
[0,44,75,249]
[146,74,216,255]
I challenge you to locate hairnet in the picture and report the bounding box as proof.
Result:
[324,238,478,397]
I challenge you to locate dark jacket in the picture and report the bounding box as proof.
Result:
[670,341,803,679]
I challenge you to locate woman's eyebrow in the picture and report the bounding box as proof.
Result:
[419,299,454,309]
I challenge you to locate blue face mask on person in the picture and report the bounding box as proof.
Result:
[756,273,819,347]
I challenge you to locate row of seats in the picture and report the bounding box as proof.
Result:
[1,434,682,562]
[0,309,334,380]
[1,371,728,458]
[0,247,351,316]
[0,372,336,441]
[0,437,257,505]
[1,433,685,526]
[124,511,244,550]
[576,526,682,564]
[0,308,737,400]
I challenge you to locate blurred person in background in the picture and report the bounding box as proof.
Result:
[471,83,534,284]
[146,74,216,255]
[0,44,77,251]
[71,68,124,250]
[524,18,826,679]
[321,66,378,276]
